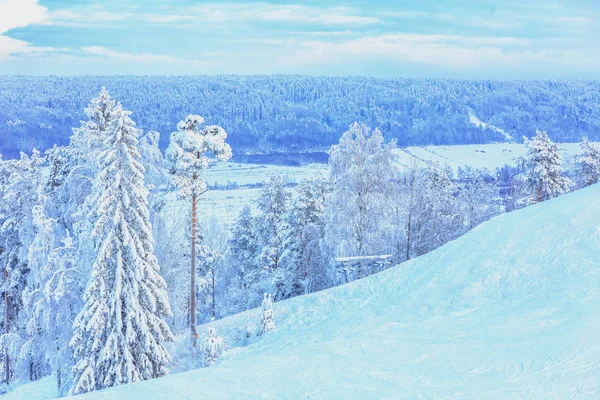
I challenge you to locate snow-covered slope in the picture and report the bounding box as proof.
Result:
[8,184,600,399]
[468,110,513,142]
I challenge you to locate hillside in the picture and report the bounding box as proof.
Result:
[6,183,600,399]
[1,76,599,158]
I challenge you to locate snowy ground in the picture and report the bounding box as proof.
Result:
[167,142,587,226]
[8,182,599,399]
[393,142,585,174]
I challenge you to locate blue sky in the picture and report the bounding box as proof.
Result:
[0,0,598,78]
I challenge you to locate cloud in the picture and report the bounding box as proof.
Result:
[47,2,379,26]
[48,9,132,26]
[292,33,588,70]
[0,0,51,59]
[82,46,190,64]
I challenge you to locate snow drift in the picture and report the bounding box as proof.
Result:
[8,184,600,399]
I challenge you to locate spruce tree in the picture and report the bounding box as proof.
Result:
[520,130,573,203]
[255,175,290,299]
[70,104,173,394]
[576,137,600,187]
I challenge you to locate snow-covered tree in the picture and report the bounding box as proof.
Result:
[260,293,275,335]
[575,137,600,187]
[40,233,83,397]
[226,205,258,311]
[151,206,189,334]
[21,191,55,382]
[70,87,115,170]
[165,114,232,347]
[139,131,168,190]
[323,123,397,284]
[255,175,290,299]
[70,104,173,394]
[202,321,223,367]
[416,161,461,256]
[196,235,223,322]
[519,130,573,203]
[279,179,326,297]
[0,150,44,384]
[457,167,501,232]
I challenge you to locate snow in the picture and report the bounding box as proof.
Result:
[7,182,599,399]
[156,142,590,228]
[468,110,513,141]
[394,142,590,175]
[335,255,392,262]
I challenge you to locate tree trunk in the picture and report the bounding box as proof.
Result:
[190,191,197,347]
[211,272,215,319]
[537,185,542,203]
[406,214,412,261]
[3,253,9,385]
[57,367,61,397]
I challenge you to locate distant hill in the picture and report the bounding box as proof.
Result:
[1,76,599,158]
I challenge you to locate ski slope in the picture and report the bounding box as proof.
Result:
[7,183,598,399]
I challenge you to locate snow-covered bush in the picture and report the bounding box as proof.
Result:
[260,293,275,335]
[202,321,224,367]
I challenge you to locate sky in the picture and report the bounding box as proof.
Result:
[0,0,598,78]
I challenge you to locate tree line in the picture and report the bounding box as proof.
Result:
[1,76,600,159]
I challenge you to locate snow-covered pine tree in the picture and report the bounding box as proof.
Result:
[47,89,118,327]
[519,130,573,203]
[279,179,326,298]
[202,320,223,367]
[41,233,83,397]
[576,137,600,187]
[70,87,115,170]
[226,205,259,311]
[165,114,232,347]
[260,293,275,335]
[70,103,173,394]
[255,175,290,300]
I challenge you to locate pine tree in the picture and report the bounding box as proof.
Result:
[70,104,173,394]
[255,176,290,299]
[260,293,275,335]
[576,137,600,187]
[519,130,573,203]
[165,114,232,347]
[279,179,326,298]
[70,87,115,170]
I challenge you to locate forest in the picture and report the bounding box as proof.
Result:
[2,87,599,396]
[1,76,600,159]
